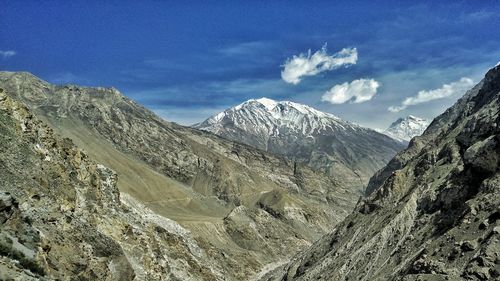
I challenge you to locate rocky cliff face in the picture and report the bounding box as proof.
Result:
[0,72,360,280]
[194,98,405,190]
[261,65,500,281]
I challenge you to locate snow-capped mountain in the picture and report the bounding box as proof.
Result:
[384,115,430,142]
[195,98,356,145]
[193,98,405,189]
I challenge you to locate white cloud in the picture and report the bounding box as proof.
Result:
[281,44,357,84]
[388,77,474,112]
[322,78,380,104]
[0,50,16,59]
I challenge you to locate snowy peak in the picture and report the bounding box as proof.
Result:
[194,97,351,136]
[193,97,405,190]
[254,97,278,110]
[384,115,430,142]
[235,97,332,117]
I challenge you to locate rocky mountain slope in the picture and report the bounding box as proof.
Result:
[261,65,500,280]
[384,115,430,142]
[194,98,404,190]
[0,72,360,280]
[0,90,226,280]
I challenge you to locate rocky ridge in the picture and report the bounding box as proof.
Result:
[261,65,500,280]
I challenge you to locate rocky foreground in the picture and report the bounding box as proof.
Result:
[0,90,226,280]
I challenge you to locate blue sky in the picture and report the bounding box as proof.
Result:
[1,1,500,129]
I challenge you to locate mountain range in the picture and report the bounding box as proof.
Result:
[0,63,498,280]
[0,72,360,280]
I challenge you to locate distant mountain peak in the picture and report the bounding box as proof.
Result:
[194,97,350,136]
[193,98,404,190]
[384,115,430,142]
[235,97,341,120]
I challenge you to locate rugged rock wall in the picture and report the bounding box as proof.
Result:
[262,65,500,281]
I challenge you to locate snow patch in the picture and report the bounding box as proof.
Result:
[255,97,278,110]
